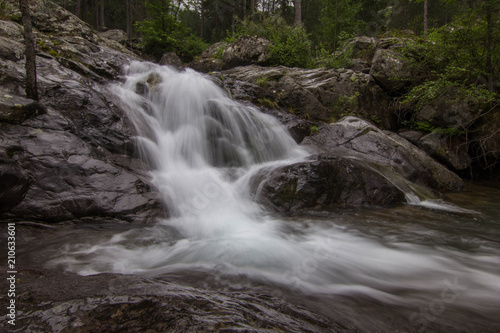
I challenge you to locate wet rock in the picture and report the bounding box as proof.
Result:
[418,132,471,171]
[99,29,128,45]
[159,51,183,69]
[187,57,224,73]
[0,110,164,223]
[0,3,162,223]
[252,155,406,214]
[215,65,392,126]
[0,161,30,211]
[0,20,23,39]
[369,48,413,93]
[341,36,377,63]
[302,116,464,192]
[200,41,227,58]
[0,266,341,333]
[222,35,271,69]
[0,35,24,61]
[0,92,46,123]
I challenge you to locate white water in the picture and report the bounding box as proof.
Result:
[27,62,500,331]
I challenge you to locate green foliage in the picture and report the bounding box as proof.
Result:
[319,0,364,52]
[256,77,269,86]
[235,15,312,68]
[135,0,206,62]
[0,0,11,20]
[403,76,498,112]
[256,98,279,109]
[310,125,319,134]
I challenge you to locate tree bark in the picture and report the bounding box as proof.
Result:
[294,0,301,26]
[74,0,81,19]
[19,0,38,101]
[485,0,493,91]
[200,0,205,39]
[82,0,88,24]
[126,0,132,39]
[423,0,428,37]
[99,0,104,31]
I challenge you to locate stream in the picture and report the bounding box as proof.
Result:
[17,62,500,332]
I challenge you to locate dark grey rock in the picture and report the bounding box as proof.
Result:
[187,57,224,73]
[0,92,46,123]
[99,29,128,44]
[200,41,227,58]
[0,266,341,333]
[418,132,471,171]
[159,51,183,69]
[251,155,406,214]
[0,35,24,61]
[214,65,392,127]
[369,48,413,92]
[302,116,464,192]
[222,35,271,69]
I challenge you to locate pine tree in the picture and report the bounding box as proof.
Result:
[19,0,38,101]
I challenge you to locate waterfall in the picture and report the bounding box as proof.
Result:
[112,61,306,239]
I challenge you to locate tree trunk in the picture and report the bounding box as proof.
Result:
[485,0,493,91]
[294,0,301,26]
[94,0,99,29]
[126,0,132,39]
[82,0,88,23]
[200,0,205,39]
[19,0,38,101]
[99,0,104,31]
[74,0,81,19]
[423,0,428,37]
[231,1,235,37]
[333,0,338,52]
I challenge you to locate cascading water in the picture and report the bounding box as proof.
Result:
[21,62,500,332]
[112,61,305,234]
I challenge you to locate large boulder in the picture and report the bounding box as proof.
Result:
[418,132,471,171]
[250,117,466,214]
[340,36,377,69]
[0,108,163,223]
[214,65,392,127]
[302,116,465,193]
[413,86,486,130]
[251,155,406,214]
[99,29,128,44]
[222,35,271,69]
[0,5,162,223]
[159,51,183,69]
[368,38,425,93]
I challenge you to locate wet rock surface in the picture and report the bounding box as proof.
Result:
[221,36,271,69]
[251,154,406,214]
[0,266,348,333]
[0,2,164,223]
[213,65,391,126]
[302,117,464,193]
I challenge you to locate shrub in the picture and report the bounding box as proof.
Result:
[235,16,312,68]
